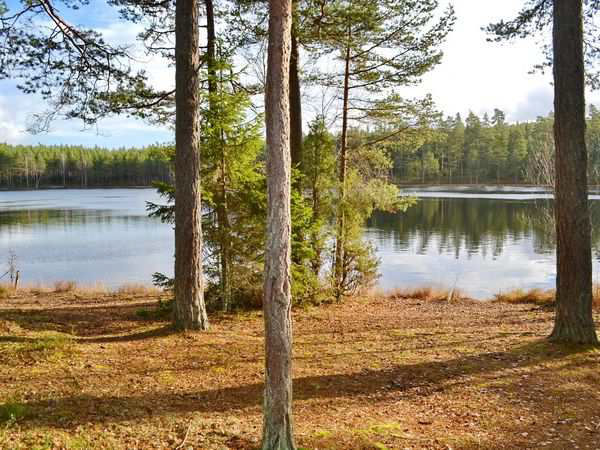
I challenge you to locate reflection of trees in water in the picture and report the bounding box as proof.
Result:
[0,209,151,228]
[368,198,600,258]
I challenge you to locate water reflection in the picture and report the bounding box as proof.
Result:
[367,196,600,298]
[1,189,172,287]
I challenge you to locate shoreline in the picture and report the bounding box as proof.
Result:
[4,280,600,309]
[0,185,156,192]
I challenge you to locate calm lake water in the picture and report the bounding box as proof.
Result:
[3,187,600,298]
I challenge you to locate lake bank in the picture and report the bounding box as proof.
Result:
[1,290,599,449]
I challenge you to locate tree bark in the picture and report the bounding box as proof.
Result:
[289,2,303,170]
[333,42,351,300]
[204,0,232,311]
[174,0,209,331]
[262,0,296,447]
[205,0,216,94]
[550,0,597,344]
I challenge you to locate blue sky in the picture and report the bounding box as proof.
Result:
[1,0,600,148]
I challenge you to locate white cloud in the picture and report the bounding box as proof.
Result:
[0,95,30,143]
[405,0,600,121]
[511,86,554,122]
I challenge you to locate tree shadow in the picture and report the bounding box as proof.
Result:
[0,301,240,340]
[0,301,167,337]
[11,339,595,431]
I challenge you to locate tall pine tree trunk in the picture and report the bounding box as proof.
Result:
[204,0,232,311]
[289,2,302,170]
[289,3,304,267]
[262,0,295,447]
[550,0,597,344]
[333,43,351,300]
[174,0,209,331]
[218,136,232,311]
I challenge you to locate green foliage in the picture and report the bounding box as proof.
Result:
[0,143,172,189]
[136,298,173,320]
[389,108,600,185]
[0,401,30,424]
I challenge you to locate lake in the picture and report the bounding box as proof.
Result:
[3,187,600,298]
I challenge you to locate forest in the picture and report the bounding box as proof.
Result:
[1,0,600,449]
[5,108,600,189]
[0,144,172,188]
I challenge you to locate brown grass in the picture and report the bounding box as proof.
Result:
[494,284,600,308]
[0,283,12,299]
[493,288,555,306]
[52,280,78,293]
[385,285,466,302]
[116,283,160,296]
[0,281,159,298]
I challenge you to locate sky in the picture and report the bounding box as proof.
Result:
[1,0,599,148]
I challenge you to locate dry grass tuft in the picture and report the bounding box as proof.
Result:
[53,280,78,293]
[0,283,13,299]
[116,283,160,296]
[1,281,156,298]
[494,285,600,308]
[386,285,465,302]
[493,288,555,306]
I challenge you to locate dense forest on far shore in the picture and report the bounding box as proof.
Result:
[3,107,600,190]
[0,144,172,189]
[392,107,600,185]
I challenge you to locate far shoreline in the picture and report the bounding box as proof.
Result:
[0,185,156,192]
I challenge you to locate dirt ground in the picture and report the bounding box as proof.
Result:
[0,289,599,449]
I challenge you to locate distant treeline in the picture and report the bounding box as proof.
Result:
[390,107,600,185]
[0,144,172,189]
[4,106,600,190]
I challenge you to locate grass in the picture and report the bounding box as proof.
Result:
[0,284,11,299]
[136,298,173,319]
[2,332,75,363]
[385,285,466,302]
[0,401,30,423]
[1,281,160,297]
[0,288,600,448]
[493,288,555,306]
[494,284,600,308]
[117,283,160,296]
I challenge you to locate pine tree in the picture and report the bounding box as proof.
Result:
[304,0,454,297]
[173,0,209,330]
[262,0,296,446]
[490,109,509,183]
[489,0,599,344]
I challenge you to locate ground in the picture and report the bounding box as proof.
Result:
[0,288,599,449]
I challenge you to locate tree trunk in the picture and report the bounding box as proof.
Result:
[218,136,232,311]
[174,0,209,331]
[289,3,302,170]
[333,43,351,300]
[262,0,296,447]
[550,0,597,344]
[205,0,216,96]
[204,0,232,311]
